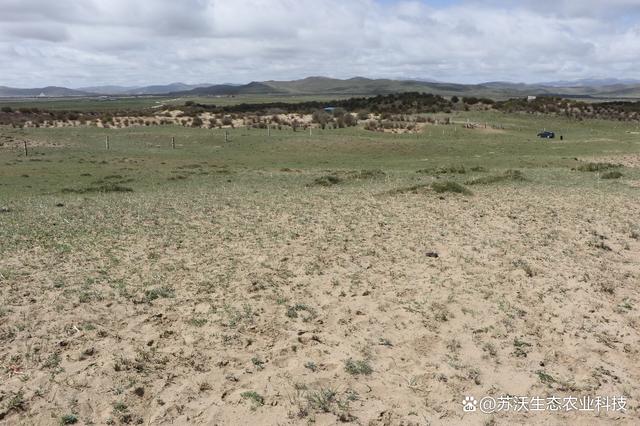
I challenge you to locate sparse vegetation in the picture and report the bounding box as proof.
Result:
[306,388,337,412]
[344,358,373,375]
[241,391,265,409]
[60,414,79,424]
[143,286,175,302]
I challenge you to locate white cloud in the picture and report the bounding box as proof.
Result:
[0,0,638,87]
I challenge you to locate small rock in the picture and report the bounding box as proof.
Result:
[426,252,439,258]
[55,203,65,207]
[134,387,145,397]
[0,207,11,213]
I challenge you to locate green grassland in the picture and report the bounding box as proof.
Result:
[2,110,638,255]
[1,111,638,200]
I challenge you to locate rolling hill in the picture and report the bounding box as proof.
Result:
[78,83,215,95]
[0,86,92,98]
[174,77,640,99]
[2,77,640,99]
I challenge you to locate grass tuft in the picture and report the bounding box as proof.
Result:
[60,414,78,425]
[306,388,337,412]
[344,358,373,375]
[144,286,175,303]
[241,391,265,409]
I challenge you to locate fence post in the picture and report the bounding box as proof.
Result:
[23,140,28,157]
[105,135,110,150]
[171,137,175,149]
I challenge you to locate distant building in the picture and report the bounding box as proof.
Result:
[38,92,47,98]
[527,96,537,102]
[323,107,336,113]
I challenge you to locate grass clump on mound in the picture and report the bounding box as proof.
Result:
[575,162,621,172]
[350,169,385,180]
[310,175,342,186]
[387,180,471,196]
[431,181,472,195]
[62,183,134,194]
[386,184,430,195]
[601,170,623,179]
[435,165,467,174]
[417,165,472,175]
[466,169,526,185]
[309,169,385,187]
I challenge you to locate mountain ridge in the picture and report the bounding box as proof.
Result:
[2,77,640,99]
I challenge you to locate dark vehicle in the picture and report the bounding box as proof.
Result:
[537,131,555,139]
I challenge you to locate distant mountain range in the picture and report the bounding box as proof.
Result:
[537,78,640,88]
[2,77,640,99]
[78,82,215,95]
[171,76,640,99]
[0,86,90,97]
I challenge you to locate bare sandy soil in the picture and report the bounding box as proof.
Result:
[1,182,639,425]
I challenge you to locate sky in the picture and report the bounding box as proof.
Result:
[1,0,640,88]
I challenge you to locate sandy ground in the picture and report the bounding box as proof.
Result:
[1,182,639,425]
[21,112,318,131]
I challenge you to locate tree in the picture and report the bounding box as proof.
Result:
[343,113,357,127]
[312,110,332,129]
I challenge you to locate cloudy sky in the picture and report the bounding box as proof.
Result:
[1,0,640,87]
